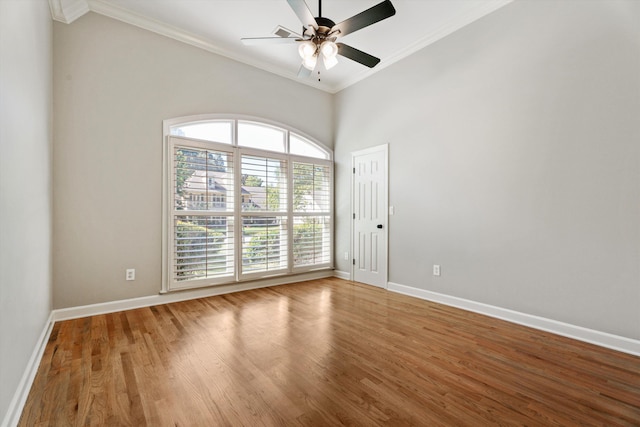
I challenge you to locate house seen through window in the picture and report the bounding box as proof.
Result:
[165,117,332,291]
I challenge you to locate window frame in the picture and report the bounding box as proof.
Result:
[168,137,236,289]
[162,115,333,293]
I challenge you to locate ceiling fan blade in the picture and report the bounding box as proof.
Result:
[331,0,396,38]
[336,43,381,68]
[286,0,318,30]
[241,37,301,46]
[297,64,313,78]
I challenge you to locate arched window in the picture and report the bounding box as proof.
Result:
[163,115,332,292]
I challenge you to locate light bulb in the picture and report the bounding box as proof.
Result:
[320,41,338,59]
[298,41,316,59]
[302,54,317,70]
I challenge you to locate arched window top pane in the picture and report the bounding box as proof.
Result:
[167,117,330,159]
[290,133,329,159]
[170,121,233,144]
[238,121,285,152]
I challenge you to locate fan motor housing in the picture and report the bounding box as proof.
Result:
[306,16,336,38]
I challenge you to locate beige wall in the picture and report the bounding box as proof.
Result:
[52,12,333,309]
[334,0,640,339]
[0,0,53,422]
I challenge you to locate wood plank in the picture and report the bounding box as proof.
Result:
[19,278,640,426]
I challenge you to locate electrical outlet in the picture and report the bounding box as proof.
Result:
[126,268,135,281]
[433,265,441,276]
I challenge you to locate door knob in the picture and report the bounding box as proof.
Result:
[377,224,383,229]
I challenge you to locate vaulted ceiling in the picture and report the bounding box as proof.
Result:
[49,0,512,93]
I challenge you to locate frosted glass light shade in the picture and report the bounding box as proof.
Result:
[320,41,338,59]
[320,41,338,70]
[298,41,316,59]
[323,54,338,70]
[302,54,318,70]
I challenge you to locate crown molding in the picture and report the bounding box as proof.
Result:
[48,0,90,24]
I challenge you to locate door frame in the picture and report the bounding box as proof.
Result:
[350,143,389,288]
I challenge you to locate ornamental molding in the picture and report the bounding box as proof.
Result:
[48,0,90,24]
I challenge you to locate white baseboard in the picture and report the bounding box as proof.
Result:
[53,270,334,321]
[387,282,640,357]
[1,313,55,427]
[333,270,350,280]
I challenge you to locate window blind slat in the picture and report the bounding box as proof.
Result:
[241,216,288,274]
[293,215,330,267]
[293,162,331,213]
[174,147,234,212]
[173,214,235,282]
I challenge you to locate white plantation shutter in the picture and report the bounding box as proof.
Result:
[240,153,288,277]
[170,141,235,288]
[292,161,331,269]
[165,119,333,292]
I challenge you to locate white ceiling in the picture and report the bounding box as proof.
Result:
[50,0,512,93]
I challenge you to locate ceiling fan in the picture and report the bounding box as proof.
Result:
[241,0,396,77]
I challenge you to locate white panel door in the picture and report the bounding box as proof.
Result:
[352,145,388,288]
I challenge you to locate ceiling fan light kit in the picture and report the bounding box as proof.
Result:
[241,0,396,76]
[298,39,339,70]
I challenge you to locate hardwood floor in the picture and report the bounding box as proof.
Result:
[20,278,640,426]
